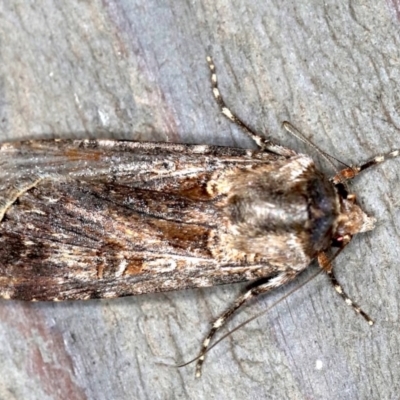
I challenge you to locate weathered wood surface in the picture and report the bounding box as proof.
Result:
[1,1,400,399]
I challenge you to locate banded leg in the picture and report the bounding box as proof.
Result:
[206,56,296,157]
[332,148,400,184]
[317,252,373,325]
[195,270,297,378]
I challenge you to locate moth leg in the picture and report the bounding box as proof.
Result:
[331,149,400,184]
[317,252,373,325]
[0,176,43,222]
[195,270,297,378]
[206,56,296,157]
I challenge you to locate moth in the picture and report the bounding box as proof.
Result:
[0,56,398,377]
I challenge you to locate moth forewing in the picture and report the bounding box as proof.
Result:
[0,140,309,301]
[0,56,398,377]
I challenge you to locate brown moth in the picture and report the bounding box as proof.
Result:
[0,57,398,377]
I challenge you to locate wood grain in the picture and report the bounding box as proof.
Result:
[1,1,400,399]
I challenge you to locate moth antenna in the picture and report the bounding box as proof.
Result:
[206,56,295,157]
[282,121,349,180]
[317,252,374,325]
[192,244,374,377]
[193,269,300,378]
[331,149,400,184]
[176,269,323,372]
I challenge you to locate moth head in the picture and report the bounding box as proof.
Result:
[335,185,376,240]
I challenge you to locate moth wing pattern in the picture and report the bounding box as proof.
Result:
[0,139,318,301]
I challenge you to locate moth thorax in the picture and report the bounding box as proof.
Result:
[223,166,340,259]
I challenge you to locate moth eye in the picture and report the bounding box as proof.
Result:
[335,183,349,199]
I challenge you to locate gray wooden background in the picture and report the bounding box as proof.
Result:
[1,1,400,399]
